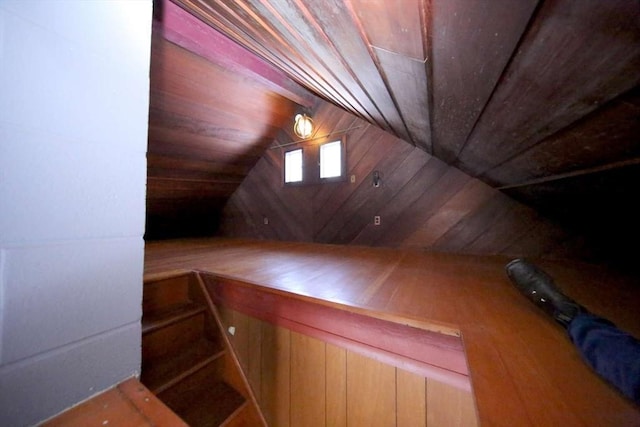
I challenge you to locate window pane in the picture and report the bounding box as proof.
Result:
[320,140,342,179]
[285,149,303,183]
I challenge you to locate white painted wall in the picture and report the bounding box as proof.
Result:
[0,1,152,425]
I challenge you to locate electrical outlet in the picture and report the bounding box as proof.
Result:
[374,215,381,226]
[350,174,356,183]
[263,216,269,225]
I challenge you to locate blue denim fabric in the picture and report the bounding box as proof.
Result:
[568,312,640,404]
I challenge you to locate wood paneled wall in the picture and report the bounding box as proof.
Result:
[146,29,299,239]
[218,306,478,427]
[220,101,589,260]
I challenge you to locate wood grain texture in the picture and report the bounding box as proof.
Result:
[194,274,269,426]
[220,100,589,261]
[290,332,326,427]
[144,239,640,426]
[485,87,640,186]
[157,0,314,107]
[458,0,640,175]
[350,0,432,150]
[325,343,347,427]
[224,309,251,373]
[397,368,427,427]
[146,14,299,239]
[426,378,478,427]
[43,378,188,427]
[346,351,396,427]
[247,315,263,402]
[203,274,469,388]
[430,0,538,163]
[177,0,409,139]
[260,322,291,427]
[216,306,472,427]
[147,0,640,270]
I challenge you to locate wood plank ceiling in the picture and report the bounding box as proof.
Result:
[146,1,316,238]
[152,0,639,266]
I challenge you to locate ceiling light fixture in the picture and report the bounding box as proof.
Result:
[293,113,314,139]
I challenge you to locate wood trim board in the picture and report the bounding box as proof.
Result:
[201,273,471,391]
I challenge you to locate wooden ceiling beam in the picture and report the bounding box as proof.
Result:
[159,0,315,107]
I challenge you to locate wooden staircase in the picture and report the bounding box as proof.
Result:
[141,272,265,426]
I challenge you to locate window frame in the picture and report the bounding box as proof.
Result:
[281,136,347,186]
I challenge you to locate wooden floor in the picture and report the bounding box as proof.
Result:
[144,238,640,426]
[43,378,187,427]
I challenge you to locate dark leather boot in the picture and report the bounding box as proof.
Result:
[505,259,581,327]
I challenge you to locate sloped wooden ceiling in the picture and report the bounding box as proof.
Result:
[153,0,639,267]
[174,0,638,162]
[146,1,316,238]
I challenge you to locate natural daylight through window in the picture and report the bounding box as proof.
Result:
[284,148,303,183]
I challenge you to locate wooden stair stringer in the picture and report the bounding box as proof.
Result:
[193,272,268,427]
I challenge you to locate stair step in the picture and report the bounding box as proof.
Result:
[143,274,191,313]
[219,401,255,427]
[142,338,224,394]
[141,272,264,426]
[142,310,212,362]
[162,381,246,427]
[158,361,247,427]
[142,302,206,335]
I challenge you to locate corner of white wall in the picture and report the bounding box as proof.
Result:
[0,1,152,425]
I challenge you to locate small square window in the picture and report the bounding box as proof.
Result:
[320,140,342,179]
[284,148,303,183]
